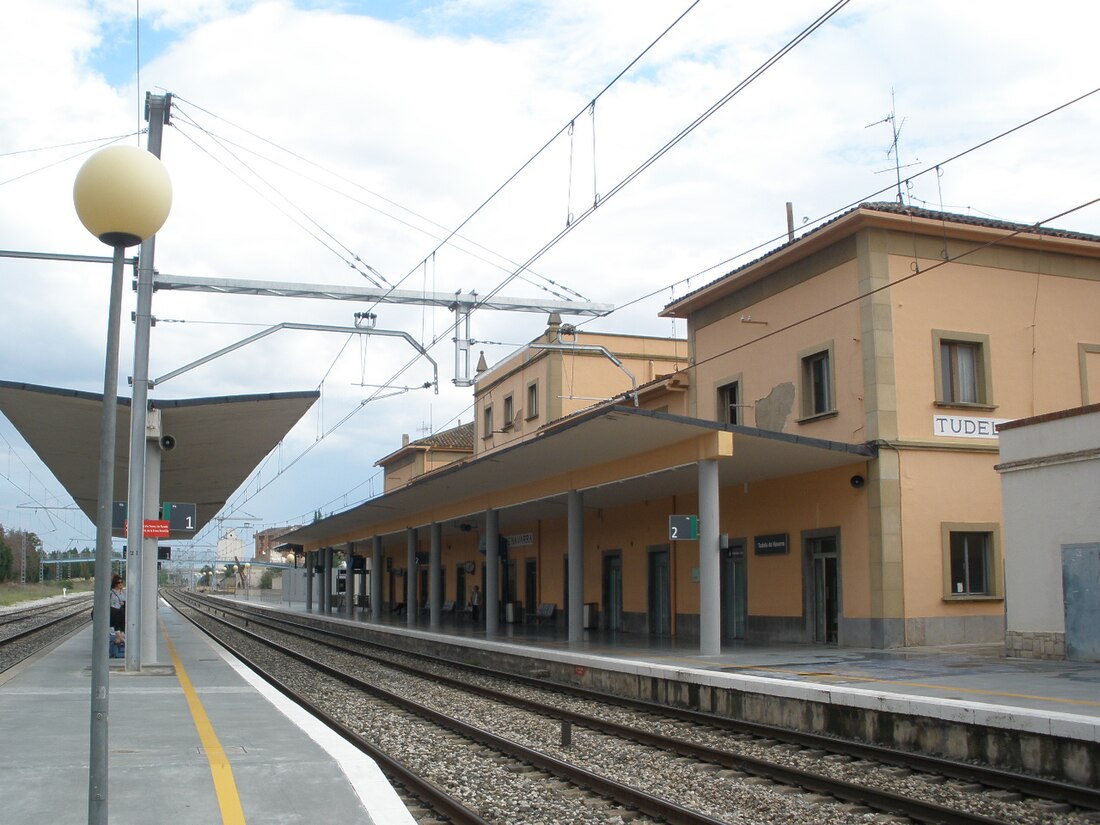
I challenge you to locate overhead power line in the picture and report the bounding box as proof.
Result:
[206,1,849,529]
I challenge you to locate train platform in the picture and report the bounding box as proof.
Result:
[0,597,414,825]
[240,593,1100,746]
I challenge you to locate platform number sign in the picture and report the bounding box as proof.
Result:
[669,515,699,541]
[162,502,197,532]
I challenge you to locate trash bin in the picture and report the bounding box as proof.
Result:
[582,602,598,629]
[505,601,523,623]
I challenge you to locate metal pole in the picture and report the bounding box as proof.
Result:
[89,243,127,825]
[305,551,313,612]
[406,529,417,626]
[698,458,721,655]
[142,440,161,662]
[429,523,442,629]
[567,490,584,644]
[371,536,382,621]
[124,92,170,671]
[485,508,499,635]
[323,548,332,612]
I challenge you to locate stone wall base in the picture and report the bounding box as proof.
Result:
[1006,630,1066,660]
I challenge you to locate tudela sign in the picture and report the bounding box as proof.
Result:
[932,414,1009,440]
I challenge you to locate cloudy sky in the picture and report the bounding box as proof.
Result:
[2,0,1098,560]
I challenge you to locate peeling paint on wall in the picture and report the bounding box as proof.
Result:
[755,382,795,432]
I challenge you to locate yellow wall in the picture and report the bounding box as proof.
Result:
[692,258,865,442]
[897,449,1004,617]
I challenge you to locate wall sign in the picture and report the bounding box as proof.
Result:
[932,415,1009,440]
[754,533,789,555]
[669,515,699,540]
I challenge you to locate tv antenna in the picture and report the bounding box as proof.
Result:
[866,89,918,204]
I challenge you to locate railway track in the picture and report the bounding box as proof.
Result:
[0,595,92,676]
[169,590,1099,824]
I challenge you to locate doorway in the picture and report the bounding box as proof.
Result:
[647,545,671,637]
[806,532,839,644]
[720,539,747,642]
[602,552,623,632]
[524,558,537,618]
[456,564,467,610]
[1062,544,1100,661]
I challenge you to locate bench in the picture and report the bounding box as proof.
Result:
[441,600,456,613]
[535,602,556,624]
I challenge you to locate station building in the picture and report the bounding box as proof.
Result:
[284,202,1100,652]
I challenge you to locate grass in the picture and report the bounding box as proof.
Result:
[0,581,94,607]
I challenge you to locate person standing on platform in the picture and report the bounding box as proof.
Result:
[109,574,126,634]
[470,585,481,622]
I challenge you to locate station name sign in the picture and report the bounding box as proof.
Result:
[932,414,1009,440]
[754,533,789,556]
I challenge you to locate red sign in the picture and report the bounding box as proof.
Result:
[143,520,171,538]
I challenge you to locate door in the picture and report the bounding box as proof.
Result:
[647,546,671,637]
[602,552,623,632]
[721,540,747,642]
[809,535,839,644]
[1062,544,1100,661]
[524,558,537,618]
[456,565,467,610]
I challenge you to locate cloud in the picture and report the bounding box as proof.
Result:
[3,0,1099,552]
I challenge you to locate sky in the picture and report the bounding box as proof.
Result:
[2,0,1098,563]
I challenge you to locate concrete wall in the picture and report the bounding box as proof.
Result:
[998,406,1100,659]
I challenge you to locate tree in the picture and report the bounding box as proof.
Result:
[0,540,12,582]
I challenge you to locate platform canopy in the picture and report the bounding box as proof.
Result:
[284,405,876,548]
[0,381,318,539]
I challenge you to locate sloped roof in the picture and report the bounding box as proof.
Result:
[663,201,1100,316]
[0,381,318,539]
[283,405,875,549]
[375,421,474,467]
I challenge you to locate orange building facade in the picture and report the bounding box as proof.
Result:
[286,203,1100,650]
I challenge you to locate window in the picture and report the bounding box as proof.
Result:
[933,330,993,407]
[502,394,514,429]
[950,532,989,594]
[526,381,539,420]
[799,343,835,420]
[482,405,493,439]
[941,523,1002,599]
[717,379,741,425]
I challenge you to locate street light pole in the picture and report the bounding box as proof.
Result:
[127,92,172,669]
[74,143,171,825]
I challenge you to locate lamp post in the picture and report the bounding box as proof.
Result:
[74,143,171,825]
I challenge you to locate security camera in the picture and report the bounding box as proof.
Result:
[850,474,865,489]
[159,434,176,451]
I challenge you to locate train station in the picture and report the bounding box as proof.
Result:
[274,203,1100,661]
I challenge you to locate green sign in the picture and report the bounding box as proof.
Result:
[669,515,698,541]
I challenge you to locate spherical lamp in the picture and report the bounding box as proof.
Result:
[73,145,172,247]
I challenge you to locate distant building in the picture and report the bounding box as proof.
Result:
[254,525,304,563]
[216,528,243,563]
[377,423,474,493]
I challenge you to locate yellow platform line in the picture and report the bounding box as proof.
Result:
[163,625,247,825]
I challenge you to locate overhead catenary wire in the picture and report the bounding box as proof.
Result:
[169,8,1090,542]
[204,1,848,531]
[576,83,1100,334]
[169,109,390,288]
[168,95,593,304]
